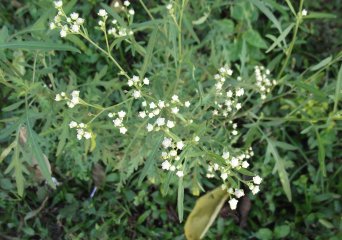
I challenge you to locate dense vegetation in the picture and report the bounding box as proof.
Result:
[0,0,341,239]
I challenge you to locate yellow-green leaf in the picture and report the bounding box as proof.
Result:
[184,187,229,240]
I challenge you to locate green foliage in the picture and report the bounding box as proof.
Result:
[0,0,341,239]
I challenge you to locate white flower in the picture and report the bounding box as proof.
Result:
[128,9,135,15]
[171,107,179,114]
[170,165,176,171]
[108,113,114,118]
[67,102,75,108]
[176,141,184,150]
[228,198,238,210]
[232,130,238,136]
[71,24,80,33]
[118,110,126,118]
[139,111,146,118]
[149,102,156,109]
[148,112,154,118]
[166,120,175,128]
[119,127,127,134]
[162,137,172,148]
[60,29,67,37]
[54,1,63,8]
[226,69,233,76]
[113,118,122,127]
[124,0,130,6]
[153,109,160,116]
[98,9,107,17]
[176,170,184,178]
[79,123,85,128]
[158,101,165,109]
[234,189,245,198]
[132,90,141,99]
[76,134,82,140]
[162,160,171,170]
[230,158,239,168]
[69,121,77,128]
[235,103,242,110]
[221,172,228,180]
[132,75,139,83]
[114,2,120,7]
[49,22,56,30]
[222,152,230,160]
[171,95,179,102]
[170,150,177,157]
[143,77,150,85]
[236,88,244,97]
[166,3,172,10]
[127,79,133,86]
[251,185,260,195]
[142,101,147,107]
[156,117,165,126]
[70,12,79,20]
[194,136,200,142]
[242,161,249,168]
[226,90,233,98]
[84,132,92,139]
[98,20,104,27]
[55,94,62,101]
[76,18,84,25]
[253,175,262,185]
[302,9,308,16]
[184,101,190,107]
[146,123,154,132]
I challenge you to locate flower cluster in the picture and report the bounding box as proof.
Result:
[127,75,150,99]
[254,66,276,100]
[138,95,191,133]
[69,121,92,140]
[213,66,245,117]
[108,110,128,134]
[55,90,81,108]
[161,137,185,178]
[50,1,85,37]
[205,147,261,209]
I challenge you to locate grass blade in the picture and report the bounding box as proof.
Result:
[0,41,80,53]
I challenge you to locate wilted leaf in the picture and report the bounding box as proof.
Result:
[184,187,229,240]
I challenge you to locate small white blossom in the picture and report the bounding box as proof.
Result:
[124,0,130,6]
[60,29,67,37]
[253,175,262,185]
[70,12,79,20]
[156,117,165,126]
[221,172,228,180]
[158,101,165,109]
[118,111,126,118]
[132,90,141,99]
[171,95,179,102]
[84,132,92,139]
[228,198,238,210]
[166,120,175,128]
[113,118,122,127]
[162,137,172,148]
[230,158,239,168]
[143,77,150,85]
[162,160,171,170]
[166,3,172,10]
[49,22,56,30]
[235,103,242,110]
[242,161,249,168]
[222,152,230,160]
[176,170,184,178]
[184,101,191,107]
[171,107,179,114]
[234,189,245,198]
[252,185,260,195]
[128,9,135,15]
[55,94,62,101]
[149,102,156,109]
[194,136,200,142]
[170,165,176,171]
[146,123,154,132]
[232,130,238,136]
[69,121,77,128]
[54,1,63,8]
[302,9,308,16]
[76,18,84,25]
[170,150,177,157]
[176,141,184,150]
[119,127,127,134]
[139,111,146,118]
[98,9,108,17]
[71,24,80,33]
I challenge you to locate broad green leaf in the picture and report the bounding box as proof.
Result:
[0,41,80,53]
[184,188,229,239]
[243,29,268,49]
[266,23,294,53]
[267,139,292,201]
[274,225,290,238]
[192,11,210,25]
[310,56,332,71]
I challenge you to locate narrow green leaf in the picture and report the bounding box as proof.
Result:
[26,117,54,188]
[284,0,296,16]
[0,141,16,163]
[250,0,282,33]
[305,12,336,19]
[140,28,158,78]
[178,178,184,222]
[267,139,292,201]
[0,41,80,53]
[334,64,342,112]
[237,168,255,176]
[315,129,326,177]
[266,23,294,53]
[310,56,332,71]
